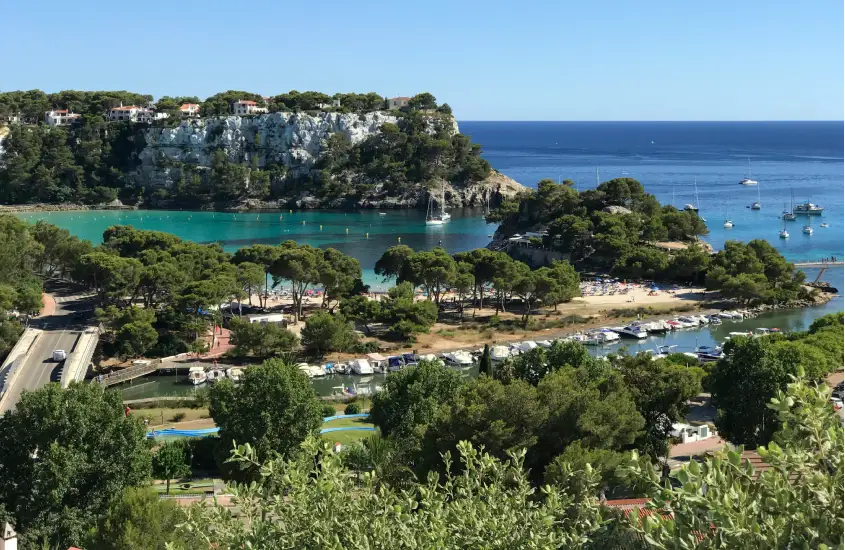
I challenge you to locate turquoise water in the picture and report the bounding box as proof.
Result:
[15,208,496,289]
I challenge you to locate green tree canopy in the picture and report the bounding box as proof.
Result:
[151,440,191,494]
[300,311,358,357]
[0,383,150,548]
[208,359,322,471]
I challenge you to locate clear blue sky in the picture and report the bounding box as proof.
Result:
[2,0,841,120]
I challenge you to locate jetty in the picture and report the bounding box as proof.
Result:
[795,262,843,268]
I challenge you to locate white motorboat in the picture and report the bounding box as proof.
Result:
[723,220,734,228]
[692,315,710,325]
[820,223,829,228]
[366,353,388,373]
[585,330,620,345]
[378,212,387,216]
[188,366,207,386]
[614,325,648,339]
[226,367,243,382]
[802,224,813,235]
[683,204,698,212]
[444,350,474,366]
[490,345,512,362]
[206,368,226,383]
[350,358,374,375]
[671,318,696,329]
[642,320,670,334]
[677,316,700,326]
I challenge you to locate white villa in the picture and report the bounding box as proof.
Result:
[44,109,82,126]
[178,103,201,116]
[232,100,268,115]
[108,105,168,123]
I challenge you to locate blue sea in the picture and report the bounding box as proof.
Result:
[462,121,844,262]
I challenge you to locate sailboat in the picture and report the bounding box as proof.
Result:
[425,187,444,225]
[783,189,797,220]
[723,208,733,229]
[683,177,700,212]
[750,179,761,210]
[779,218,789,239]
[802,216,813,235]
[739,157,758,185]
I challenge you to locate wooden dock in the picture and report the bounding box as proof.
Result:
[795,262,843,268]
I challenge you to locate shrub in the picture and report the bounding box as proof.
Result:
[170,412,186,422]
[345,403,362,415]
[321,404,338,418]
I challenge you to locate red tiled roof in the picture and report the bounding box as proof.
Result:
[53,109,68,114]
[236,100,257,105]
[179,103,199,110]
[390,96,411,101]
[111,105,140,111]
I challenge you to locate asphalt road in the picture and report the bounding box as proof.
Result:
[0,281,95,414]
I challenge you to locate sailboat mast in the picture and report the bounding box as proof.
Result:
[694,177,700,210]
[595,166,599,187]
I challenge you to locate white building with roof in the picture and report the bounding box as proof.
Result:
[44,109,81,126]
[178,103,201,116]
[232,100,268,115]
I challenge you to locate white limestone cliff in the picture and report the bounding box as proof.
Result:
[134,111,458,186]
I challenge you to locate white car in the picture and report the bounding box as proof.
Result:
[52,350,67,361]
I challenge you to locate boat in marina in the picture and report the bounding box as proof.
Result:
[490,345,512,362]
[738,157,758,185]
[226,367,243,382]
[206,368,226,383]
[349,358,374,375]
[641,320,670,334]
[585,330,620,346]
[387,356,404,372]
[613,325,648,339]
[188,366,207,386]
[444,350,474,366]
[779,218,789,239]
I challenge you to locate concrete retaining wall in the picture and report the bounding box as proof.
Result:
[0,328,42,409]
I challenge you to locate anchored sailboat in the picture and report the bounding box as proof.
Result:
[750,178,761,210]
[779,216,789,239]
[739,157,758,185]
[684,177,700,212]
[425,182,450,225]
[783,189,797,221]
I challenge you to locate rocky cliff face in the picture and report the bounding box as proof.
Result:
[133,112,525,208]
[135,111,415,184]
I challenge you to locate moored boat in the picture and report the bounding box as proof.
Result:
[188,366,207,386]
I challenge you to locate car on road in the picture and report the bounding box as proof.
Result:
[52,350,67,361]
